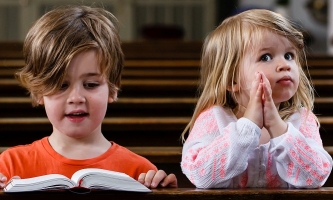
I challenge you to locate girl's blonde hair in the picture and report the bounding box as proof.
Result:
[16,5,124,106]
[181,9,316,141]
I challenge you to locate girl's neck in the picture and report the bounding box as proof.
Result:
[232,104,247,119]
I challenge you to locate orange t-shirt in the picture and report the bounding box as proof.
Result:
[0,137,157,183]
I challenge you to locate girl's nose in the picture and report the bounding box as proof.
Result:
[276,59,291,72]
[67,87,86,104]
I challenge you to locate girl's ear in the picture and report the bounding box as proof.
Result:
[227,82,240,92]
[37,97,44,105]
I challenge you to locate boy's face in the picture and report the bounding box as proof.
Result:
[39,49,113,139]
[237,30,300,106]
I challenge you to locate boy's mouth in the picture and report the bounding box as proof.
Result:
[65,111,89,123]
[65,110,89,117]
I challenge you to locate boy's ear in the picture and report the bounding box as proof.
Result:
[227,82,240,92]
[108,96,114,103]
[108,92,117,103]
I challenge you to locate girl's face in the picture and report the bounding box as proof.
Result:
[238,30,300,107]
[39,49,113,139]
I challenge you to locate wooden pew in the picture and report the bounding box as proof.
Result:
[0,41,202,60]
[1,145,333,164]
[3,59,333,80]
[0,78,198,98]
[0,146,182,164]
[0,97,195,117]
[1,78,333,97]
[1,116,333,146]
[1,96,332,117]
[1,188,333,199]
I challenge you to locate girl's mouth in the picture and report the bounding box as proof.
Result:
[65,112,88,117]
[277,76,292,84]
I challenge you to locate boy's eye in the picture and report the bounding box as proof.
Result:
[260,54,272,62]
[60,83,69,90]
[284,52,294,60]
[84,83,99,88]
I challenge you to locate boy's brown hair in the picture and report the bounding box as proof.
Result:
[16,5,124,106]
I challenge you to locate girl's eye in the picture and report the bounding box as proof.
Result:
[284,52,294,60]
[260,54,272,62]
[84,83,99,89]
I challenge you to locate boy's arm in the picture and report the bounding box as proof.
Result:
[138,170,177,188]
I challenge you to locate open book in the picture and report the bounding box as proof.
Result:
[4,168,151,193]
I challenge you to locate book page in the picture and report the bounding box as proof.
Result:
[71,168,151,192]
[4,174,76,192]
[71,168,128,183]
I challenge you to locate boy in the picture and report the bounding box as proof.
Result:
[0,5,177,189]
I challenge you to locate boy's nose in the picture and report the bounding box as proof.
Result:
[67,87,86,104]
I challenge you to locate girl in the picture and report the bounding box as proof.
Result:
[181,9,332,188]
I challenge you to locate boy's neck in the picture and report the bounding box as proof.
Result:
[48,133,111,160]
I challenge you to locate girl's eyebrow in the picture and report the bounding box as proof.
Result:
[258,46,272,52]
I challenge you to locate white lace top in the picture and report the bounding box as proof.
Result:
[181,106,332,188]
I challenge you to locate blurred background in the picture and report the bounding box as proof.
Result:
[0,0,331,54]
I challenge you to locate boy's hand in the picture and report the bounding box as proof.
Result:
[138,170,177,188]
[244,72,264,128]
[0,175,20,188]
[0,173,7,188]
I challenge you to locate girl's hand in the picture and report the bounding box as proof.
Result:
[138,170,177,188]
[244,72,264,128]
[261,73,287,138]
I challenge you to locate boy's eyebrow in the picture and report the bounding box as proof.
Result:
[80,73,101,78]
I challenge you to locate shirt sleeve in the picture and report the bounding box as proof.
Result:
[181,107,261,188]
[270,109,333,188]
[0,149,16,182]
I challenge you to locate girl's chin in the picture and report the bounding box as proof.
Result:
[273,94,294,104]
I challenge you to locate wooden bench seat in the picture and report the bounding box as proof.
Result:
[0,41,203,60]
[0,146,182,163]
[1,96,333,117]
[1,145,333,163]
[0,79,198,98]
[0,78,332,96]
[0,68,200,79]
[2,116,332,128]
[1,145,333,187]
[3,59,333,80]
[5,67,333,80]
[0,59,200,79]
[1,188,333,199]
[307,59,333,67]
[1,116,333,143]
[0,59,200,68]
